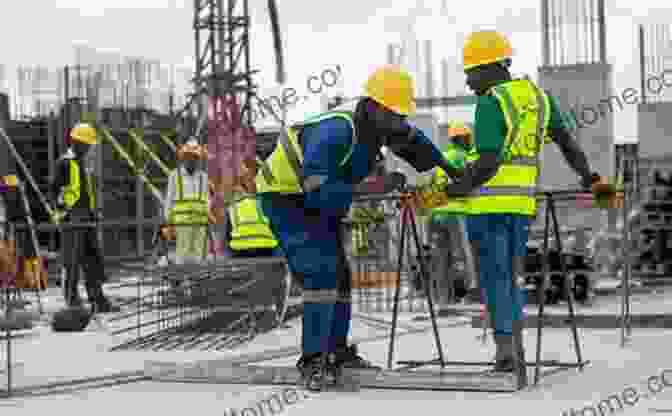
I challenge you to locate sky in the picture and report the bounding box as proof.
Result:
[2,1,672,141]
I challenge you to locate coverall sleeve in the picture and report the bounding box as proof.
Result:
[164,171,177,220]
[387,124,448,172]
[302,118,356,212]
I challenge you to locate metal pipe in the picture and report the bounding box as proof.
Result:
[640,25,647,104]
[550,0,559,66]
[597,0,606,64]
[558,0,565,65]
[425,40,434,100]
[541,0,550,67]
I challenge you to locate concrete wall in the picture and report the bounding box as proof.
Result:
[537,63,615,231]
[638,102,672,159]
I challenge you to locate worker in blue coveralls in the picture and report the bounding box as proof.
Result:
[255,66,460,391]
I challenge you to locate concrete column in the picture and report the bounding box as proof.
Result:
[537,63,615,232]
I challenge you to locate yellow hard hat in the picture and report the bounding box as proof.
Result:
[363,66,416,116]
[1,175,17,187]
[463,31,513,70]
[447,121,473,145]
[70,123,97,145]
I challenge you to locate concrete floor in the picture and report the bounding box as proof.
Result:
[1,275,672,415]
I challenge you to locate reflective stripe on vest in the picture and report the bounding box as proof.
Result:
[466,79,550,215]
[303,288,340,303]
[229,197,278,250]
[255,111,357,194]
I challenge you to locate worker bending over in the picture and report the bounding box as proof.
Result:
[164,138,209,264]
[256,66,457,391]
[442,31,603,384]
[428,121,477,302]
[52,123,118,312]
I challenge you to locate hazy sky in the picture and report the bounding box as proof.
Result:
[2,1,672,140]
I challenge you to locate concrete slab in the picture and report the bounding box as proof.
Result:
[2,313,672,416]
[468,286,672,328]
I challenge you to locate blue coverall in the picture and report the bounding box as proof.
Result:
[260,117,445,354]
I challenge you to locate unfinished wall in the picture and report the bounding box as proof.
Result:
[638,102,672,159]
[537,63,615,231]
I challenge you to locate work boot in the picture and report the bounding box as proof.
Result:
[493,333,515,372]
[335,344,381,369]
[296,352,330,391]
[512,320,528,387]
[85,280,120,313]
[64,267,82,308]
[493,328,527,387]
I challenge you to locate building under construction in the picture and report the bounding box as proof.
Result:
[3,0,672,399]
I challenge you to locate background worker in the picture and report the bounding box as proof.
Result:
[51,123,118,313]
[255,65,459,391]
[427,121,476,303]
[227,196,289,323]
[442,31,604,384]
[163,138,209,264]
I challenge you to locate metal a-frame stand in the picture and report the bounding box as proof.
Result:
[396,190,591,389]
[531,190,590,383]
[387,192,445,369]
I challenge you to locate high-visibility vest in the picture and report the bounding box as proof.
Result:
[169,169,208,225]
[61,158,96,211]
[228,197,278,250]
[255,111,357,194]
[465,78,552,216]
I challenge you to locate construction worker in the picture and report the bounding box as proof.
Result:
[442,31,604,383]
[427,121,476,302]
[164,138,209,264]
[255,65,458,391]
[51,123,118,313]
[227,196,289,320]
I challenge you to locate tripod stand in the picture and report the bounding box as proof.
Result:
[386,191,445,369]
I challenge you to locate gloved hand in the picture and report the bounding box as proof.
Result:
[381,172,407,193]
[581,172,601,190]
[160,224,176,241]
[584,173,616,197]
[50,210,66,224]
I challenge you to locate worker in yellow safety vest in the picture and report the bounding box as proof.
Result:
[440,31,608,384]
[427,121,477,301]
[51,123,118,313]
[164,138,209,264]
